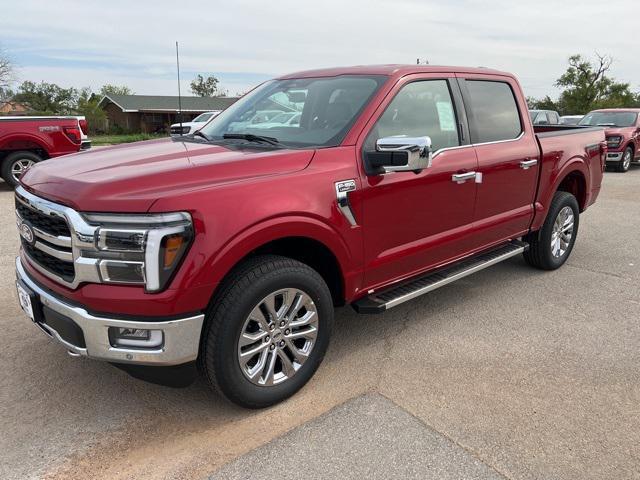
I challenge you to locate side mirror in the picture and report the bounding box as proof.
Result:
[364,136,432,175]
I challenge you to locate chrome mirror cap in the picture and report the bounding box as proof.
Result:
[375,135,432,173]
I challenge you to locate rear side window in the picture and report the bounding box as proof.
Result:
[465,80,522,143]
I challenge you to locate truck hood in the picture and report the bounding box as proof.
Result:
[21,138,314,212]
[603,127,634,137]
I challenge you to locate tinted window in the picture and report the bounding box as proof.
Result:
[365,80,460,152]
[465,80,522,143]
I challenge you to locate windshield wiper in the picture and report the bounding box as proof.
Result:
[596,123,617,127]
[193,130,211,141]
[222,133,281,146]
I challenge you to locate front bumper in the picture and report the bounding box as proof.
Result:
[606,152,623,162]
[16,257,204,366]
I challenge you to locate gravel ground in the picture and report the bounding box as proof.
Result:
[1,167,639,480]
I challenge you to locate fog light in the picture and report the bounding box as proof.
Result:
[99,260,145,284]
[109,327,163,348]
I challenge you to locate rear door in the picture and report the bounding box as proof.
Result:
[457,75,540,246]
[358,74,480,289]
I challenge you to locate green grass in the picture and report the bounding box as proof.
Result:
[91,133,166,145]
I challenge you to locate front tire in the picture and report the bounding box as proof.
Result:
[524,191,579,270]
[201,255,334,408]
[615,147,633,173]
[1,151,42,188]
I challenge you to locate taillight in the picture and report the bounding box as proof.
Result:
[63,126,81,144]
[79,119,88,135]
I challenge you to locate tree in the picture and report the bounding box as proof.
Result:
[100,84,133,97]
[13,81,78,114]
[0,87,14,102]
[527,95,559,111]
[0,47,13,89]
[76,87,106,133]
[190,74,220,97]
[555,54,636,114]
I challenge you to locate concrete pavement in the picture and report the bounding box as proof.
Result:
[0,167,639,479]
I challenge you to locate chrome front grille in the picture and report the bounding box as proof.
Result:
[15,199,71,237]
[15,191,76,283]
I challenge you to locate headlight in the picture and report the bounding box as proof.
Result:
[607,135,623,148]
[82,212,193,292]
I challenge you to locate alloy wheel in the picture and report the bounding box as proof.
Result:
[623,150,632,170]
[237,288,318,386]
[11,158,34,183]
[550,206,574,258]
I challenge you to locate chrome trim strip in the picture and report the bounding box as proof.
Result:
[16,257,205,366]
[377,244,525,310]
[34,241,73,261]
[33,227,72,248]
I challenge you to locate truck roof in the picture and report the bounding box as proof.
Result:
[278,64,513,80]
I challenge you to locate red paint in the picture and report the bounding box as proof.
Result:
[0,116,82,159]
[19,65,605,318]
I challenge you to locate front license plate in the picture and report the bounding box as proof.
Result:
[16,282,35,321]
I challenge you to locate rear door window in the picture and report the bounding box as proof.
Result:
[464,80,522,143]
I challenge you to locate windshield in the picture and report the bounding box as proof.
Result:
[201,75,386,148]
[579,111,638,127]
[193,113,214,122]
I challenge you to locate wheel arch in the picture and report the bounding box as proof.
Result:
[203,216,356,308]
[556,168,587,212]
[0,134,50,158]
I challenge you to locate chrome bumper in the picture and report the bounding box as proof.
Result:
[606,152,623,162]
[16,257,204,366]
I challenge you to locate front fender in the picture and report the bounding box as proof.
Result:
[198,214,361,302]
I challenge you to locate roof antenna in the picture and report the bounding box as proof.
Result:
[175,41,183,135]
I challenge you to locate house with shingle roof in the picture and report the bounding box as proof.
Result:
[98,94,239,133]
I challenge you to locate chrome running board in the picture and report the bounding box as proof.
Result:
[352,240,527,314]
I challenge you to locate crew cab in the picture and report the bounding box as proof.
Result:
[14,65,606,408]
[578,108,640,172]
[0,116,85,187]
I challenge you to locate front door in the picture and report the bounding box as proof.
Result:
[358,76,480,290]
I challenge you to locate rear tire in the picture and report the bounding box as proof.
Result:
[1,151,42,188]
[523,191,579,270]
[615,147,633,173]
[200,255,334,408]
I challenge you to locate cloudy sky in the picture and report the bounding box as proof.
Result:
[1,0,637,99]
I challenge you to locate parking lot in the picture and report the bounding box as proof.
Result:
[1,168,639,480]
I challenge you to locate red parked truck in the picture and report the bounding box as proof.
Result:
[578,108,640,172]
[0,116,85,187]
[14,65,606,408]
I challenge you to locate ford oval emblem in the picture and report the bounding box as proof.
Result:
[19,222,35,245]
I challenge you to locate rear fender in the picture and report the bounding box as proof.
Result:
[531,157,589,232]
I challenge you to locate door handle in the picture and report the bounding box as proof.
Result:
[520,159,538,169]
[451,171,477,184]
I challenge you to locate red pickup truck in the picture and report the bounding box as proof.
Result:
[14,65,606,408]
[578,108,640,172]
[0,116,85,187]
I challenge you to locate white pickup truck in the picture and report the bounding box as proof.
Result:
[170,111,221,136]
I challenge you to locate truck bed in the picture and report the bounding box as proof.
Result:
[532,125,606,231]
